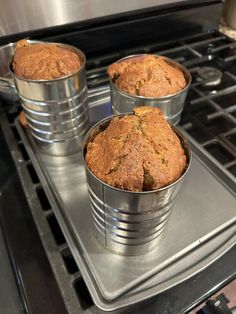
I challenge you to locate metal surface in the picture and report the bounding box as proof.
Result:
[110,55,191,124]
[16,113,236,309]
[0,42,18,103]
[13,42,89,156]
[0,0,206,37]
[0,40,41,104]
[83,115,191,255]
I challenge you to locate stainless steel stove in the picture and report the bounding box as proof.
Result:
[0,1,236,313]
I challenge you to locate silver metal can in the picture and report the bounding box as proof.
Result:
[83,114,192,255]
[12,42,89,156]
[0,40,43,104]
[0,42,19,104]
[109,54,192,125]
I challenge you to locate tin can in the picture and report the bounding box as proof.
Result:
[12,42,89,156]
[83,114,192,255]
[109,54,192,125]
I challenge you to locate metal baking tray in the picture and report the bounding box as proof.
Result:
[16,107,236,310]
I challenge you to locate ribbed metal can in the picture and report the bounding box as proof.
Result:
[83,114,192,255]
[109,54,192,125]
[12,42,89,156]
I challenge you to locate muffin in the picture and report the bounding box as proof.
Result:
[19,111,28,128]
[85,106,187,192]
[107,54,187,97]
[12,39,82,80]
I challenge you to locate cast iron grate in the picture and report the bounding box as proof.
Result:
[227,133,236,146]
[204,141,235,165]
[228,164,236,176]
[231,110,236,118]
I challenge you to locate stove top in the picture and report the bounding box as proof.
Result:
[0,29,236,314]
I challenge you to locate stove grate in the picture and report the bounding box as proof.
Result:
[1,111,95,313]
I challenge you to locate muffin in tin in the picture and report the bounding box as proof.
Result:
[84,106,191,255]
[107,54,187,98]
[12,39,82,80]
[107,54,191,125]
[85,106,187,192]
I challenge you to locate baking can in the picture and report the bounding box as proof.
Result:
[83,114,192,255]
[109,54,191,125]
[12,42,89,156]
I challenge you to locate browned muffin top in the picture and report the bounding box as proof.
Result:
[85,106,187,192]
[107,55,187,97]
[13,40,82,80]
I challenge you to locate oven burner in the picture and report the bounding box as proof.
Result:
[197,66,222,86]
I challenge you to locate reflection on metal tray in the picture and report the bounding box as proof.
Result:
[16,107,236,310]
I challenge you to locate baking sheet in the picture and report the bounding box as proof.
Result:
[16,119,236,305]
